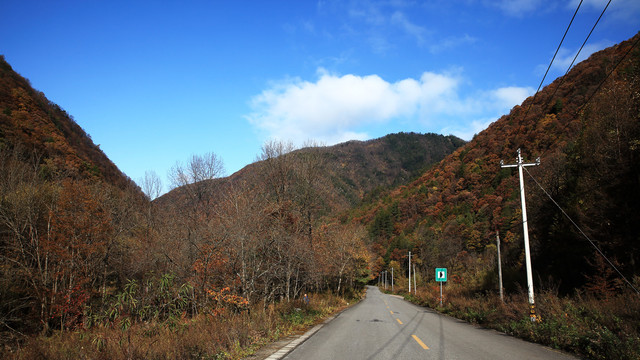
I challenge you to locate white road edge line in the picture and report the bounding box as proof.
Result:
[263,312,340,360]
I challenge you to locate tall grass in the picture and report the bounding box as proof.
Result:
[4,292,355,360]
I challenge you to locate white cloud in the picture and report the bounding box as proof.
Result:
[442,117,496,142]
[489,0,544,17]
[429,34,477,54]
[491,86,534,108]
[348,2,386,26]
[569,0,640,23]
[246,69,533,144]
[551,41,613,72]
[390,11,428,45]
[535,40,614,77]
[568,0,606,7]
[438,86,533,140]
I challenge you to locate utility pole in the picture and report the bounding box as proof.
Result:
[384,271,387,290]
[501,148,540,321]
[408,251,412,293]
[496,230,504,303]
[391,267,394,292]
[413,264,417,294]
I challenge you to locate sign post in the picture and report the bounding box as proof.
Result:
[435,268,447,307]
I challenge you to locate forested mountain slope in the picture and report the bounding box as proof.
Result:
[0,56,146,336]
[158,132,465,210]
[0,55,137,190]
[358,32,640,295]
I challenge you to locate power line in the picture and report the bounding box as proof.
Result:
[523,166,640,296]
[517,0,584,131]
[538,32,640,160]
[573,34,640,117]
[544,0,612,111]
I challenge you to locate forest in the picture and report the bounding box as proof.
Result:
[1,31,639,359]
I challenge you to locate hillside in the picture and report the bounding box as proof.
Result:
[0,55,137,190]
[357,32,640,294]
[157,132,465,210]
[0,56,147,338]
[310,132,466,206]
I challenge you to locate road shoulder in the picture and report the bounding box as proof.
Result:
[243,295,363,360]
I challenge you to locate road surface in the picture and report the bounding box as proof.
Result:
[283,286,576,360]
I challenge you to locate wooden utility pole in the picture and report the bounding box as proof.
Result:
[501,149,540,321]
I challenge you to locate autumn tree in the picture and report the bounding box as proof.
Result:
[46,179,113,330]
[315,222,370,295]
[0,146,56,333]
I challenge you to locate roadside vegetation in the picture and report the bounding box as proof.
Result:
[383,281,640,360]
[9,288,359,360]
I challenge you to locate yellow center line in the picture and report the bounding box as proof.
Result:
[412,335,429,350]
[396,318,403,325]
[389,310,393,315]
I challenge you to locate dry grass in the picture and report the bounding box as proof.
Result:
[4,292,356,360]
[392,284,640,360]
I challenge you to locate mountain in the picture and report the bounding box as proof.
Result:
[356,33,640,294]
[0,55,137,190]
[156,132,465,209]
[308,132,466,205]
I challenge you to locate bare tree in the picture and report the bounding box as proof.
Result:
[140,170,163,201]
[168,152,225,190]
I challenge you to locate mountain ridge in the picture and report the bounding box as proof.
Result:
[156,132,466,210]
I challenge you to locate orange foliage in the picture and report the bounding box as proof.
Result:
[44,179,112,329]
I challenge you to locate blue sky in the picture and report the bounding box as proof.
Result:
[1,0,638,194]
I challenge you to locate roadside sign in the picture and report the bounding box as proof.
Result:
[435,268,447,282]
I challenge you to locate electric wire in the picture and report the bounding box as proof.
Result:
[517,0,584,132]
[536,32,640,161]
[573,33,640,118]
[540,32,640,165]
[544,0,612,111]
[523,166,640,295]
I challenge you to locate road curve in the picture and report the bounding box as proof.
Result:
[282,286,577,360]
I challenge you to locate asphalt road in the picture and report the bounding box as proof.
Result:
[282,286,577,360]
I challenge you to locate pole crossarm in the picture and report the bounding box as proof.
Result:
[500,149,540,169]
